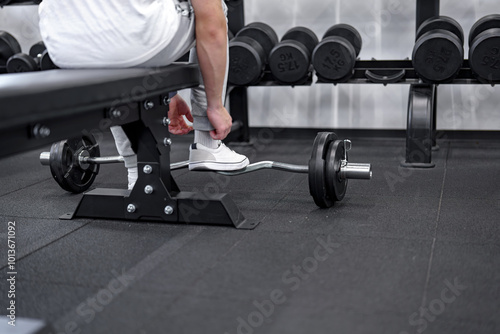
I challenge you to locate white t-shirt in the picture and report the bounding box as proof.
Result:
[39,0,181,68]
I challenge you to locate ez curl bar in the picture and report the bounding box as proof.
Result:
[40,132,372,209]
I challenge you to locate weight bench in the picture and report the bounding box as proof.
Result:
[0,64,257,229]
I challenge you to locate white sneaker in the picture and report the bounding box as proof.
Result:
[189,142,249,171]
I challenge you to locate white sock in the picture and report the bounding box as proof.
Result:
[122,155,138,190]
[128,167,138,190]
[194,130,219,149]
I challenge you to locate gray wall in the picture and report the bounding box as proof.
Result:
[1,1,499,130]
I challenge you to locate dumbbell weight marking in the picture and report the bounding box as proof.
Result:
[40,132,372,208]
[412,16,464,83]
[476,45,500,72]
[312,24,362,82]
[468,14,500,83]
[229,35,266,85]
[268,26,319,84]
[228,22,279,86]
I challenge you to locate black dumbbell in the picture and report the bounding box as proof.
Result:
[468,14,500,84]
[228,22,278,86]
[312,24,362,82]
[268,27,319,84]
[7,41,58,73]
[0,31,21,74]
[412,16,464,83]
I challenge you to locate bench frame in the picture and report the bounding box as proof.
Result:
[63,94,258,229]
[0,64,258,229]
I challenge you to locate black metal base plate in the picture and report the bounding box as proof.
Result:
[60,188,260,229]
[400,161,436,168]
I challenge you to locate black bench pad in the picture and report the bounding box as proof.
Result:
[0,63,200,131]
[0,63,200,157]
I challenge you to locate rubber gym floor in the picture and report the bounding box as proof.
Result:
[0,130,499,334]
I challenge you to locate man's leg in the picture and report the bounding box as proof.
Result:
[187,0,248,171]
[111,0,197,189]
[109,126,138,190]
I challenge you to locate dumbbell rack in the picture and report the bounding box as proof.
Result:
[227,0,491,168]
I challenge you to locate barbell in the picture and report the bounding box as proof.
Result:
[40,132,372,208]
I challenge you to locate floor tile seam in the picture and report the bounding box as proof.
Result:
[268,177,311,212]
[251,228,436,243]
[248,185,306,227]
[0,178,53,198]
[437,196,500,202]
[0,214,81,220]
[420,142,450,312]
[1,277,106,290]
[428,237,500,247]
[126,235,252,322]
[318,303,421,317]
[417,314,500,326]
[0,221,92,272]
[4,229,213,289]
[50,227,206,330]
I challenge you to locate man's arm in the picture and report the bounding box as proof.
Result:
[190,0,232,140]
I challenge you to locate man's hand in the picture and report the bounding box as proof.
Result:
[168,94,194,135]
[207,106,232,140]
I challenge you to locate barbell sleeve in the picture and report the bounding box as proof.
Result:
[40,152,50,166]
[340,163,373,180]
[39,152,124,166]
[82,156,124,164]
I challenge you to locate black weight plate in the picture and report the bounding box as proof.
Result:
[228,29,235,41]
[405,84,434,165]
[282,26,319,55]
[308,132,338,208]
[49,135,100,193]
[312,36,357,82]
[0,31,21,72]
[325,140,347,202]
[7,53,38,73]
[469,28,500,83]
[0,31,21,56]
[269,41,311,84]
[29,41,46,58]
[412,30,463,83]
[40,50,59,70]
[236,22,278,62]
[468,14,500,46]
[416,16,464,44]
[228,36,265,86]
[323,24,362,56]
